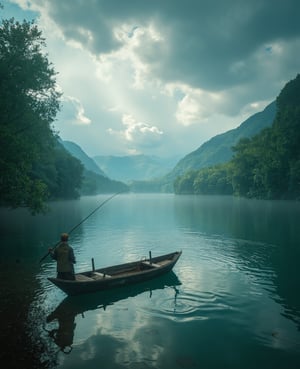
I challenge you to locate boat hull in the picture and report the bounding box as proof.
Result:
[48,251,182,296]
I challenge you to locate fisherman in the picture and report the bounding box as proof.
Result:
[49,233,76,280]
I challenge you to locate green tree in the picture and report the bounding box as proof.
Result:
[53,147,83,199]
[174,170,197,194]
[231,74,300,200]
[0,17,61,212]
[31,142,84,200]
[174,74,300,200]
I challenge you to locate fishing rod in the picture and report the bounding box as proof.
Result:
[39,192,123,263]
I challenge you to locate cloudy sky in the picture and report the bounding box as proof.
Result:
[2,0,300,158]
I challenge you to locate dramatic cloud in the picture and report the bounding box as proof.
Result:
[5,0,300,157]
[61,96,91,125]
[108,114,163,154]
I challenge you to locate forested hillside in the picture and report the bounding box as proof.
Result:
[174,74,300,200]
[131,99,277,193]
[0,18,83,213]
[61,140,128,195]
[0,18,127,213]
[168,101,276,181]
[61,140,106,176]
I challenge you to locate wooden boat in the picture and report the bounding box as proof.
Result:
[48,251,182,296]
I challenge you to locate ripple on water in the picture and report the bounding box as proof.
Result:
[141,288,238,322]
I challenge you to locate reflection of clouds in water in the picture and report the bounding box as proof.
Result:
[57,278,181,365]
[76,332,125,366]
[71,292,176,366]
[96,299,164,363]
[115,322,165,367]
[69,309,169,367]
[79,339,97,361]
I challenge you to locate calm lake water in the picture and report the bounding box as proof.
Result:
[1,193,300,369]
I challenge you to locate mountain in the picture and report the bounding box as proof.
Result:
[173,74,300,199]
[93,154,179,182]
[61,101,276,192]
[60,139,128,194]
[61,140,106,176]
[166,101,277,181]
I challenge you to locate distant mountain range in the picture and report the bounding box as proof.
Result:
[61,100,277,192]
[93,154,180,182]
[60,140,128,194]
[61,140,179,182]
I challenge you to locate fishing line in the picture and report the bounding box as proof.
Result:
[39,191,123,263]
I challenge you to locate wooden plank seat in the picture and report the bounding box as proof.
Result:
[142,261,160,268]
[92,272,112,279]
[76,274,93,281]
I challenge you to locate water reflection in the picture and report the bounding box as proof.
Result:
[174,196,300,330]
[45,272,181,353]
[2,194,300,369]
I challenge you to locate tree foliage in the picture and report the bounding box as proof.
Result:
[174,74,300,200]
[80,170,129,195]
[230,74,300,199]
[0,17,83,213]
[174,164,233,195]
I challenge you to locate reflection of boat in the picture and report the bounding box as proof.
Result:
[48,251,182,296]
[46,272,181,352]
